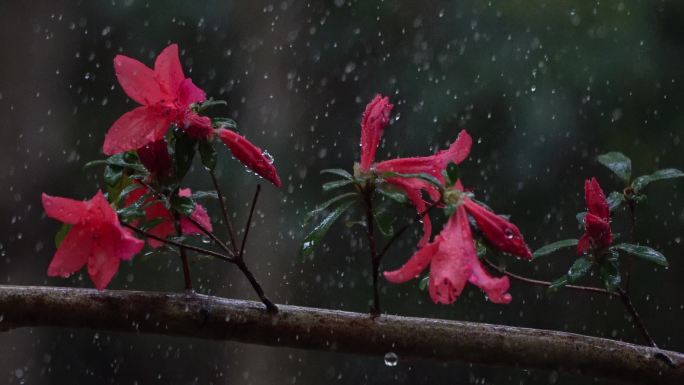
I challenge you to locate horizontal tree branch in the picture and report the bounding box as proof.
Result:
[0,285,682,383]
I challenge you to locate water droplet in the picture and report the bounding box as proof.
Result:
[504,228,515,239]
[262,150,274,164]
[383,352,398,367]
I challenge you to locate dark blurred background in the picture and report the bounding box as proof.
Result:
[1,0,683,384]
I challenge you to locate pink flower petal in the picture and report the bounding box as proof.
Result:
[463,198,532,259]
[47,225,91,278]
[42,193,89,225]
[103,105,174,155]
[468,260,512,304]
[218,128,282,187]
[359,95,393,172]
[385,178,436,247]
[88,190,119,224]
[584,177,609,220]
[178,78,206,107]
[87,244,121,291]
[114,54,166,105]
[153,43,185,97]
[137,140,172,179]
[583,212,612,251]
[374,129,472,179]
[182,113,214,140]
[384,241,439,283]
[427,209,474,304]
[181,204,213,234]
[576,233,592,256]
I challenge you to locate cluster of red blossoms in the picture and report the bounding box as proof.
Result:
[353,95,532,304]
[43,44,281,290]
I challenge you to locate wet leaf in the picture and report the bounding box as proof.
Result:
[613,243,668,266]
[599,253,621,293]
[84,153,147,174]
[104,165,124,187]
[170,195,196,216]
[299,200,355,261]
[198,140,217,170]
[321,168,353,180]
[304,192,357,225]
[54,223,72,248]
[533,239,579,259]
[549,257,593,291]
[598,152,631,182]
[212,117,237,129]
[632,168,684,192]
[173,131,198,182]
[444,162,459,187]
[606,191,624,211]
[196,99,227,112]
[374,208,395,237]
[376,185,408,204]
[418,275,429,290]
[191,190,219,200]
[322,179,353,191]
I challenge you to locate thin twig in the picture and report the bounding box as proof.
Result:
[482,257,611,295]
[121,222,232,262]
[617,287,656,347]
[173,215,193,291]
[238,184,261,261]
[376,198,442,260]
[184,215,234,257]
[360,183,381,315]
[210,170,239,254]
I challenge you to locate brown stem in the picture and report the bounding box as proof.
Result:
[376,199,442,260]
[235,259,277,312]
[238,184,261,261]
[173,214,193,291]
[121,222,233,262]
[617,287,656,348]
[210,170,239,254]
[361,184,380,315]
[1,285,682,383]
[482,257,610,295]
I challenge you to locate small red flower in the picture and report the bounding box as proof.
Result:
[42,191,144,290]
[104,44,210,155]
[136,139,172,180]
[123,186,213,248]
[217,128,282,187]
[356,95,472,246]
[383,180,532,305]
[577,177,612,256]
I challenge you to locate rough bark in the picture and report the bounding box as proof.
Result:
[0,285,682,383]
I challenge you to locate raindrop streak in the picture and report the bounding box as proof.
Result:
[384,352,398,367]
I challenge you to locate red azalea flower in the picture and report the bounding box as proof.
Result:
[217,129,282,187]
[384,181,531,305]
[136,139,172,180]
[123,186,213,248]
[42,191,144,290]
[577,177,612,256]
[356,94,472,246]
[103,43,211,155]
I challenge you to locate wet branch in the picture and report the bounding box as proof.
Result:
[0,285,682,384]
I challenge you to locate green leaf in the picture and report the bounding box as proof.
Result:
[576,212,586,226]
[567,257,593,281]
[532,239,579,259]
[54,223,72,248]
[191,190,219,200]
[304,192,357,225]
[322,179,353,191]
[599,253,621,293]
[170,195,196,216]
[117,204,146,221]
[198,140,217,170]
[84,153,147,173]
[212,117,237,129]
[299,200,355,261]
[418,275,429,290]
[613,243,668,266]
[549,257,593,291]
[381,171,444,190]
[196,99,227,112]
[444,162,459,187]
[597,152,632,182]
[320,168,353,180]
[138,217,165,232]
[606,191,624,211]
[376,185,408,204]
[374,209,395,237]
[173,131,198,181]
[632,168,684,192]
[104,165,124,187]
